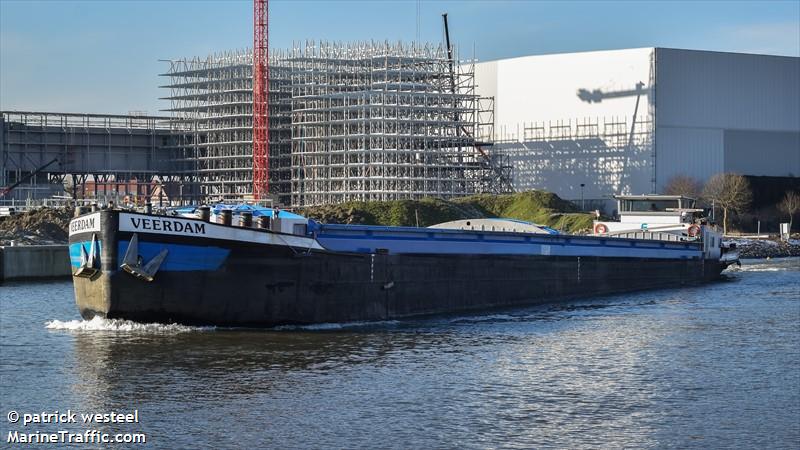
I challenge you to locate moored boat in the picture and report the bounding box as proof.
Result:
[68,203,738,326]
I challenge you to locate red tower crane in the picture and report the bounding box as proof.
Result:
[252,0,269,200]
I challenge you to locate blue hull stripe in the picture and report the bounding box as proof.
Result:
[117,241,230,271]
[69,241,103,268]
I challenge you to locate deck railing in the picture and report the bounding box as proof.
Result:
[605,231,688,242]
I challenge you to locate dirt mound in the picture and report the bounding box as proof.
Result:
[0,207,72,245]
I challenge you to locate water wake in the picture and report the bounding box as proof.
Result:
[734,260,798,272]
[45,316,212,333]
[449,314,520,324]
[273,320,400,331]
[735,266,788,272]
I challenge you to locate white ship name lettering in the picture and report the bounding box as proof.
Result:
[70,217,96,233]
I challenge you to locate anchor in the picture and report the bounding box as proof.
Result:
[120,233,168,282]
[73,233,99,279]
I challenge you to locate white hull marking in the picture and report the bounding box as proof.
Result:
[119,213,323,250]
[69,213,101,236]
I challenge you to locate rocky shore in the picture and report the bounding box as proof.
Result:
[725,237,800,259]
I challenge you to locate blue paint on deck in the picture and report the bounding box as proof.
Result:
[117,241,230,271]
[210,204,305,219]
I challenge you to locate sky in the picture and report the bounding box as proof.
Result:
[1,0,798,115]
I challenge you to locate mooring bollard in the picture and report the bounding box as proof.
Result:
[198,206,211,222]
[257,216,271,229]
[240,211,253,227]
[219,209,232,226]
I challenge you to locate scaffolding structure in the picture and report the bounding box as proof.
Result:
[161,42,500,207]
[160,49,292,204]
[288,41,492,206]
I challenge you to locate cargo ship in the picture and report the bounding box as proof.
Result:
[68,197,738,326]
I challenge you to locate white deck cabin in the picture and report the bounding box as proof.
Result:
[593,195,704,239]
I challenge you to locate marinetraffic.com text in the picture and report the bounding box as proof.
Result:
[6,410,146,445]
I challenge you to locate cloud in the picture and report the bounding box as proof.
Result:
[719,22,800,56]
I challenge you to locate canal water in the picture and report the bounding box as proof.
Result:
[1,258,798,449]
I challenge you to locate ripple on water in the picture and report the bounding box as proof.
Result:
[732,258,800,272]
[1,258,796,448]
[273,320,401,331]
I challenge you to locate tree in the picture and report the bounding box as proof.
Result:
[777,190,800,233]
[702,173,752,235]
[663,175,702,199]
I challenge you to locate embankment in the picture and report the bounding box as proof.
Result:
[302,191,595,233]
[0,208,73,282]
[0,245,71,282]
[725,238,800,259]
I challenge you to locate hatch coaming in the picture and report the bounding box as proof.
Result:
[313,223,703,259]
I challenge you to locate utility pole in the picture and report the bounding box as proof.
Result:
[580,183,585,211]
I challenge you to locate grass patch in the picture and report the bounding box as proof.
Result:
[301,190,595,234]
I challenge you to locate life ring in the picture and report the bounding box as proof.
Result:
[687,224,701,237]
[594,223,608,234]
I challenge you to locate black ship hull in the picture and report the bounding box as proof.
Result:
[69,210,727,327]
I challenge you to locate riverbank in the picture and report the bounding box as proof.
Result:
[725,237,800,259]
[301,191,595,233]
[0,245,71,282]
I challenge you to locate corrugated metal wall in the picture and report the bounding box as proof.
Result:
[724,130,800,176]
[655,127,724,184]
[654,48,800,190]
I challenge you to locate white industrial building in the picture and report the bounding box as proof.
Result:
[474,48,800,210]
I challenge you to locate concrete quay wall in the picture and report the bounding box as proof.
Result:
[0,245,71,282]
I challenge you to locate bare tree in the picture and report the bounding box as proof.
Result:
[777,190,800,232]
[702,173,752,235]
[663,175,702,199]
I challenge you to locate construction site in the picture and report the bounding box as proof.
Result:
[1,44,506,208]
[1,2,797,212]
[160,41,501,207]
